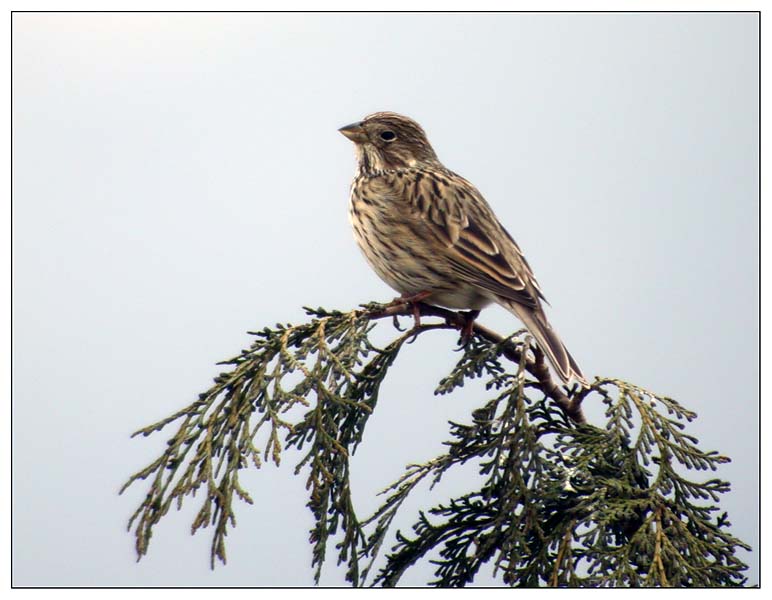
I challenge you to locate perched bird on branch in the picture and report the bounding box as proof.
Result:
[340,111,586,385]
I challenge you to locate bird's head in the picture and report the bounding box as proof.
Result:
[339,112,441,174]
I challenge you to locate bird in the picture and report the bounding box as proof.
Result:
[339,111,586,386]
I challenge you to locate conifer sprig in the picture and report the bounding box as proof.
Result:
[121,303,750,587]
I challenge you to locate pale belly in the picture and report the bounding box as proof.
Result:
[424,289,494,311]
[349,191,495,312]
[353,229,494,310]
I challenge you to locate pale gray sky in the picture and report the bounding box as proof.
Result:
[13,12,758,586]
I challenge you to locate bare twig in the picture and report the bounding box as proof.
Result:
[360,301,586,424]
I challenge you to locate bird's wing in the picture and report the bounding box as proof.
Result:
[399,169,546,309]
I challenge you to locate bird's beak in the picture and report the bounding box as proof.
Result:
[338,121,368,143]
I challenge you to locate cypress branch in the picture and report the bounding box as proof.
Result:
[121,301,751,587]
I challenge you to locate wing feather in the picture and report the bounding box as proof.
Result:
[400,169,546,309]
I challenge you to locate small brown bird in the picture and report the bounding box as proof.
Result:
[339,112,586,385]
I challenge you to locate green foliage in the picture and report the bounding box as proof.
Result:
[121,303,751,587]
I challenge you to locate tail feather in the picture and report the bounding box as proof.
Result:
[501,300,587,386]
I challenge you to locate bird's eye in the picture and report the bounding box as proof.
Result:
[380,130,397,141]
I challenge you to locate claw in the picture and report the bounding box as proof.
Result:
[457,309,480,346]
[393,291,432,329]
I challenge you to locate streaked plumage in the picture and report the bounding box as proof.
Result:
[340,112,586,385]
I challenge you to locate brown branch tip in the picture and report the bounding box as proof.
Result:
[359,301,587,424]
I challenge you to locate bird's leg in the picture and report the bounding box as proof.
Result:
[458,309,480,346]
[391,290,432,328]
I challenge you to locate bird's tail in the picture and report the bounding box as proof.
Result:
[501,300,587,386]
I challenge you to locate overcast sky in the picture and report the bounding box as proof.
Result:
[13,12,758,586]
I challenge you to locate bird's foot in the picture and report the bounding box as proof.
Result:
[392,314,406,332]
[391,291,432,328]
[457,309,480,346]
